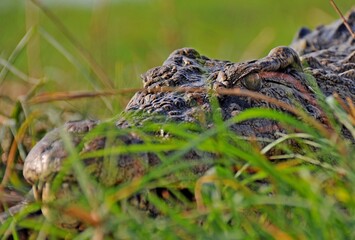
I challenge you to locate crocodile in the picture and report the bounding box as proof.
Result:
[1,9,355,229]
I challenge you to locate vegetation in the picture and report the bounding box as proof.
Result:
[0,1,354,239]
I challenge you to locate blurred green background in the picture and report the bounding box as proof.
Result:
[0,0,353,121]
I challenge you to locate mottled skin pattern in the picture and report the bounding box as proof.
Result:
[2,10,354,228]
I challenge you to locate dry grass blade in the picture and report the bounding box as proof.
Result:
[262,221,294,240]
[62,204,101,227]
[28,85,334,139]
[330,0,355,39]
[215,87,334,139]
[28,88,142,104]
[1,135,22,189]
[347,97,355,125]
[0,113,38,188]
[332,93,355,123]
[333,93,351,113]
[333,93,355,125]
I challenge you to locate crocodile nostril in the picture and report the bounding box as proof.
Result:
[240,73,262,91]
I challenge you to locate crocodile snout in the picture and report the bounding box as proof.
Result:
[23,129,65,185]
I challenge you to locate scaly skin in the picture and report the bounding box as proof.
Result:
[2,9,354,228]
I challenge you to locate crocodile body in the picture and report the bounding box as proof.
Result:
[2,10,354,228]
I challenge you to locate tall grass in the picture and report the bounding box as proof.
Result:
[0,1,354,239]
[1,94,354,239]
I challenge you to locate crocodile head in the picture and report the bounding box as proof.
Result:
[22,10,355,228]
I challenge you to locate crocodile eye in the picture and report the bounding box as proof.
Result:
[241,73,262,91]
